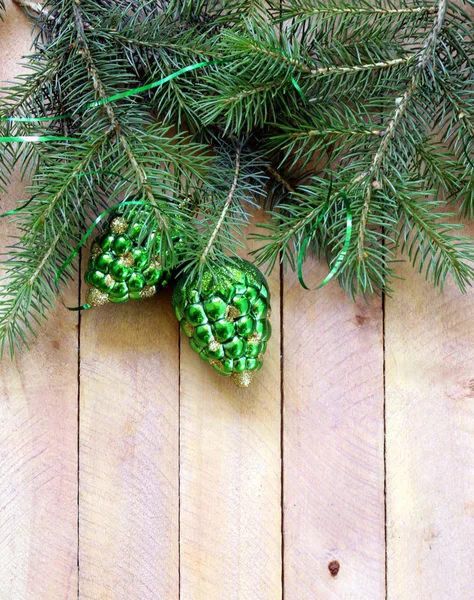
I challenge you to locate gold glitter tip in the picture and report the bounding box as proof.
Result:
[104,274,115,287]
[140,285,156,299]
[91,243,103,259]
[110,217,129,234]
[225,305,241,321]
[231,371,253,389]
[183,321,195,336]
[247,332,262,345]
[257,352,264,362]
[209,359,224,370]
[86,287,109,307]
[120,252,134,267]
[208,339,222,352]
[267,307,272,319]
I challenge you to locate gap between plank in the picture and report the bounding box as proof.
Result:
[77,249,82,600]
[382,285,388,600]
[178,322,182,599]
[279,260,285,600]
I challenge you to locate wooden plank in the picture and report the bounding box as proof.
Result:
[385,246,474,599]
[283,265,385,599]
[78,286,180,599]
[179,212,282,599]
[0,3,79,598]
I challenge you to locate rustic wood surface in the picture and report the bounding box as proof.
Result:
[1,2,473,599]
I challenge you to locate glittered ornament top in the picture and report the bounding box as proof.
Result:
[84,206,180,307]
[172,259,272,388]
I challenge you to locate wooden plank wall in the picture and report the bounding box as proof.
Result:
[1,2,473,599]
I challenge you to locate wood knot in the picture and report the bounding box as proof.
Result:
[355,313,369,327]
[328,560,340,577]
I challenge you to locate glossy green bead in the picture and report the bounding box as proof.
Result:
[220,358,234,374]
[84,270,95,286]
[206,342,225,361]
[232,295,249,316]
[109,259,133,282]
[103,275,115,290]
[189,338,205,356]
[203,296,228,321]
[109,293,129,304]
[109,281,128,298]
[244,285,259,303]
[132,248,148,270]
[127,222,144,241]
[212,361,231,376]
[223,336,246,359]
[255,319,271,342]
[259,285,269,299]
[180,318,194,338]
[199,350,211,363]
[89,270,106,289]
[233,357,247,372]
[216,286,235,304]
[213,319,235,343]
[185,303,208,326]
[193,324,213,348]
[173,304,184,321]
[129,291,142,300]
[128,272,146,292]
[236,315,255,337]
[113,235,133,255]
[186,289,201,304]
[94,252,114,273]
[247,341,263,358]
[263,319,272,342]
[143,267,162,286]
[252,297,268,319]
[100,234,116,252]
[246,357,258,371]
[234,281,247,295]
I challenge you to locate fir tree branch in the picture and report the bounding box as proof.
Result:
[356,0,448,261]
[246,43,413,77]
[71,0,167,228]
[280,3,438,18]
[266,165,296,194]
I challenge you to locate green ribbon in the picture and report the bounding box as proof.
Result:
[90,60,216,107]
[1,115,70,123]
[0,60,216,127]
[290,76,309,103]
[297,191,353,290]
[0,135,74,143]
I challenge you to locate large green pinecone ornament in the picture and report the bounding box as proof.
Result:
[172,259,272,388]
[84,206,180,307]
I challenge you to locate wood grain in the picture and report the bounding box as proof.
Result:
[78,285,180,599]
[385,241,474,599]
[283,264,385,599]
[179,211,282,600]
[0,3,79,599]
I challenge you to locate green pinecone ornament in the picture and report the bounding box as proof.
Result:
[84,206,179,307]
[172,259,272,388]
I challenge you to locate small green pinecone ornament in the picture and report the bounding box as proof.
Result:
[84,206,179,307]
[172,258,272,388]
